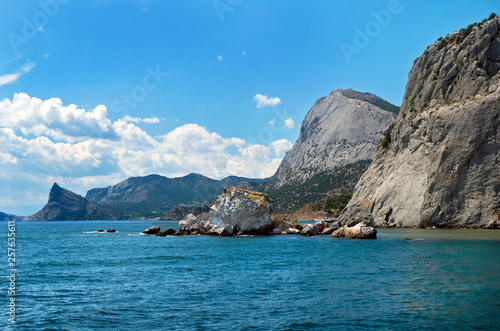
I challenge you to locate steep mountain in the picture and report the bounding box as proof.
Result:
[257,89,397,212]
[85,173,264,217]
[267,88,396,188]
[340,15,500,228]
[32,183,115,221]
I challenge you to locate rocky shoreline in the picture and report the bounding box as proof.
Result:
[139,187,378,239]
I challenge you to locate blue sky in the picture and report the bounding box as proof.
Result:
[0,0,498,215]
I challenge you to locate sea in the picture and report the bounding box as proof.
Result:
[2,220,499,330]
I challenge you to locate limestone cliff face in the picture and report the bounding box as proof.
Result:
[340,16,500,228]
[269,89,396,187]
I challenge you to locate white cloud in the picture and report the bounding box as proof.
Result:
[217,55,223,61]
[0,61,36,87]
[122,115,163,124]
[284,118,295,129]
[270,139,293,155]
[37,26,44,32]
[268,119,276,126]
[242,51,247,56]
[0,93,117,141]
[253,94,282,108]
[0,93,292,212]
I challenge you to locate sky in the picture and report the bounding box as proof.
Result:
[0,0,498,215]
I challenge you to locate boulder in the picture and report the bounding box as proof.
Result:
[209,187,274,235]
[331,221,377,239]
[179,214,204,235]
[106,229,116,233]
[271,215,294,233]
[156,227,176,236]
[286,228,300,235]
[313,221,328,233]
[272,228,282,235]
[142,226,160,235]
[320,227,336,235]
[300,224,316,236]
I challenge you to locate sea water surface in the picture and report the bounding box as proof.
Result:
[2,221,499,330]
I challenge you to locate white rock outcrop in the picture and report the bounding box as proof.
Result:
[209,187,274,234]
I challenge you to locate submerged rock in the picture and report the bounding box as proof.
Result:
[106,229,116,233]
[142,226,160,235]
[331,221,377,239]
[209,187,274,235]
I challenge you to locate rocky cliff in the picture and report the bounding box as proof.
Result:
[340,16,500,228]
[32,183,114,221]
[268,89,396,188]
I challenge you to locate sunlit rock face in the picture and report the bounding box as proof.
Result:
[209,187,274,234]
[340,17,500,228]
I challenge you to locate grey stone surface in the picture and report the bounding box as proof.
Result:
[331,222,377,239]
[178,213,203,235]
[340,17,500,228]
[209,187,274,234]
[142,226,160,235]
[270,89,396,188]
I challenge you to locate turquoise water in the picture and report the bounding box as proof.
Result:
[2,221,499,330]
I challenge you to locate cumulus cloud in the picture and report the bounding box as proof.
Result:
[0,93,118,141]
[0,93,293,212]
[0,61,36,87]
[270,139,293,155]
[284,118,295,129]
[253,94,282,108]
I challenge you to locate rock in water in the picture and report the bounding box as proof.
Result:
[142,226,160,235]
[286,228,300,235]
[209,187,274,234]
[331,222,377,239]
[178,214,204,235]
[340,16,500,228]
[300,224,316,236]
